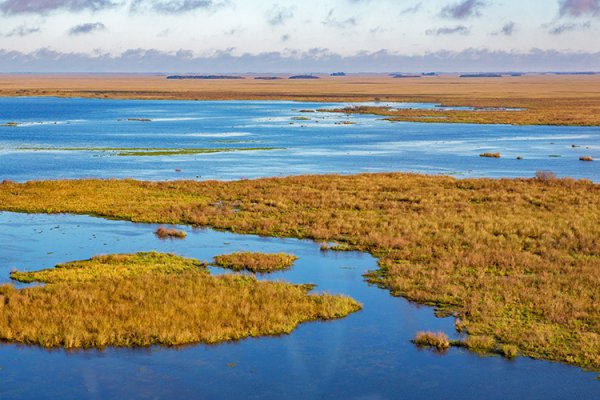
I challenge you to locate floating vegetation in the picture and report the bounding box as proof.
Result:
[480,152,501,158]
[413,331,520,360]
[320,242,354,252]
[580,156,594,162]
[413,331,450,351]
[1,122,19,127]
[127,118,152,122]
[334,121,356,125]
[4,252,361,348]
[213,252,297,273]
[18,147,284,157]
[291,116,311,121]
[155,226,187,239]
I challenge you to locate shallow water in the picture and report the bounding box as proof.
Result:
[0,211,598,399]
[0,97,598,182]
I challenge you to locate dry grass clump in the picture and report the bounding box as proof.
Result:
[535,170,557,181]
[0,174,598,370]
[480,152,501,158]
[580,156,594,162]
[155,226,187,239]
[2,252,361,348]
[212,252,297,273]
[413,331,450,351]
[500,344,519,359]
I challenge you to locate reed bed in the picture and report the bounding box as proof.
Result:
[3,252,361,348]
[212,252,297,273]
[0,173,598,370]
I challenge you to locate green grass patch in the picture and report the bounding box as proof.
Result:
[17,147,284,156]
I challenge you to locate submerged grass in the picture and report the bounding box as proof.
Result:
[0,173,598,370]
[3,252,361,348]
[212,252,297,273]
[18,147,283,156]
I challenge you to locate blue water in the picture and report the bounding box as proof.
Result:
[0,212,598,399]
[0,97,598,182]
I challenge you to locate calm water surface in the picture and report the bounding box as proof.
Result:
[0,212,598,399]
[0,97,598,182]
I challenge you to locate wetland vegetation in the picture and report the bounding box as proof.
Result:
[3,252,360,348]
[17,147,282,156]
[212,252,298,273]
[0,173,598,370]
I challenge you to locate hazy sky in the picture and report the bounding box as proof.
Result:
[0,0,599,72]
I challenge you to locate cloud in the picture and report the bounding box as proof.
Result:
[548,21,591,33]
[0,0,119,15]
[266,5,294,26]
[559,0,600,17]
[4,25,41,37]
[494,21,516,35]
[426,25,470,35]
[323,9,357,29]
[441,0,486,19]
[129,0,223,14]
[69,22,106,35]
[400,2,422,15]
[2,47,600,73]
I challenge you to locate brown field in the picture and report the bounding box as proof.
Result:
[0,174,598,370]
[1,74,600,125]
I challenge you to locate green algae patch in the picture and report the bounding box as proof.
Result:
[17,147,283,156]
[213,252,297,273]
[2,252,361,348]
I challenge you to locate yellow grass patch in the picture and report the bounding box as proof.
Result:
[2,252,361,348]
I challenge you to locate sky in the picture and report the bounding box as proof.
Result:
[0,0,599,72]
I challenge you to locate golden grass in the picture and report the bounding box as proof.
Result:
[1,74,600,126]
[155,226,187,239]
[480,153,501,158]
[413,331,450,351]
[2,252,361,348]
[212,252,297,273]
[0,173,598,370]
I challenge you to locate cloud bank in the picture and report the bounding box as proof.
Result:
[1,47,599,73]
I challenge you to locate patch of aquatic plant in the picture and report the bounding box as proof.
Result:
[1,122,19,127]
[413,331,520,359]
[480,152,501,158]
[580,156,594,161]
[3,252,361,348]
[18,147,283,156]
[413,331,450,351]
[291,116,310,121]
[155,226,187,239]
[212,252,297,273]
[0,174,598,371]
[10,252,204,284]
[320,242,354,252]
